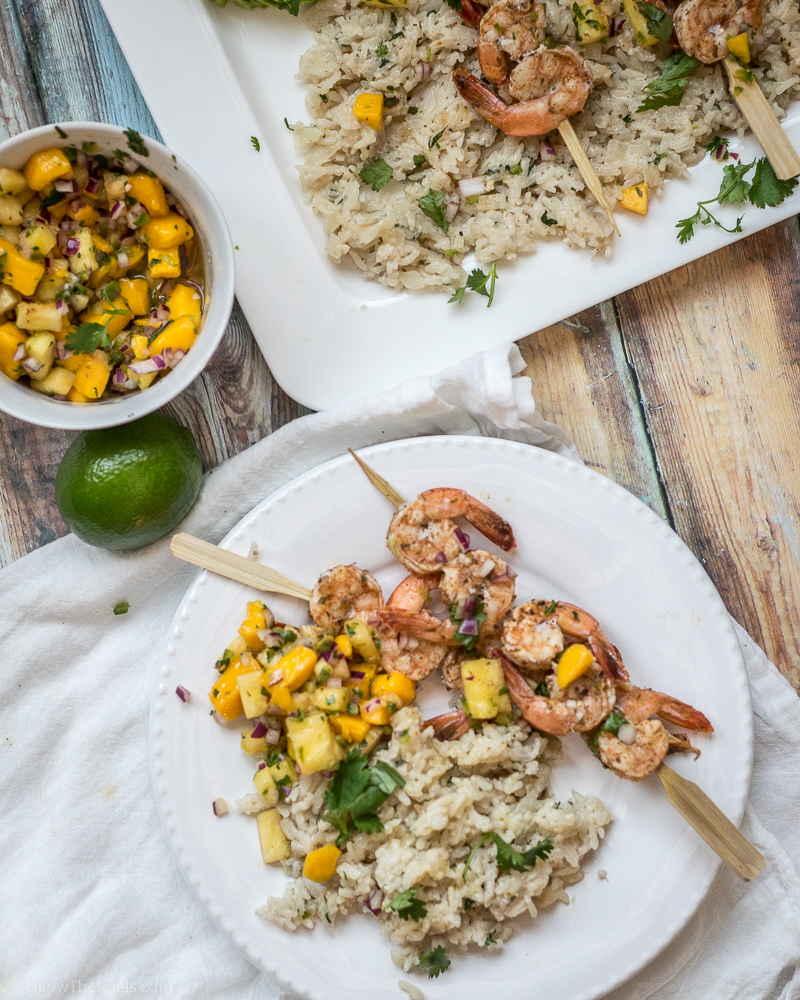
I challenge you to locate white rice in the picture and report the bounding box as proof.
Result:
[257,706,610,969]
[293,0,800,290]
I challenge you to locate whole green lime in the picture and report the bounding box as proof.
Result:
[56,411,203,551]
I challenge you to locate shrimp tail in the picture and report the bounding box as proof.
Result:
[422,709,472,740]
[588,632,629,682]
[459,0,486,27]
[377,608,459,644]
[655,694,714,734]
[489,648,572,734]
[453,70,525,133]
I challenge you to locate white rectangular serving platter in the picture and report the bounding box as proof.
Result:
[100,0,800,410]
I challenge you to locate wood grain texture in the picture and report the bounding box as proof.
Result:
[617,220,800,687]
[0,0,306,567]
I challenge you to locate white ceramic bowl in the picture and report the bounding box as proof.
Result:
[0,122,235,430]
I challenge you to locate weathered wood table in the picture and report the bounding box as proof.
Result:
[2,0,798,687]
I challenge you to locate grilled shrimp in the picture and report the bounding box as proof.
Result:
[502,599,627,680]
[674,0,762,63]
[478,0,547,85]
[453,46,593,137]
[595,686,713,780]
[387,489,516,576]
[376,573,453,681]
[496,649,616,734]
[309,564,382,628]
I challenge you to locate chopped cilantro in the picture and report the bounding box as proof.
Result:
[65,322,112,355]
[54,126,68,139]
[586,709,627,755]
[97,280,121,303]
[491,833,554,872]
[323,751,405,846]
[544,600,557,615]
[637,0,673,40]
[375,43,388,56]
[284,118,295,131]
[448,263,498,308]
[541,210,558,226]
[113,601,129,615]
[124,128,149,157]
[417,946,451,978]
[749,157,799,207]
[485,929,498,947]
[408,106,419,115]
[251,136,261,152]
[385,887,427,921]
[359,158,394,191]
[418,189,449,233]
[535,680,549,696]
[429,128,446,150]
[637,53,698,113]
[463,898,475,910]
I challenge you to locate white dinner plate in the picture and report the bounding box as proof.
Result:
[100,0,800,411]
[152,436,752,1000]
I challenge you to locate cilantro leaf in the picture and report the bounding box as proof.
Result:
[386,887,427,921]
[491,833,553,872]
[447,285,467,304]
[323,751,405,846]
[637,52,698,113]
[676,209,701,244]
[113,601,129,615]
[55,126,68,139]
[749,157,799,208]
[445,0,463,10]
[541,210,558,226]
[535,679,549,696]
[251,136,261,152]
[586,708,628,754]
[97,280,121,303]
[417,946,451,978]
[706,136,729,159]
[466,262,498,306]
[717,159,753,204]
[359,159,394,191]
[65,323,112,355]
[637,0,673,40]
[429,128,446,150]
[418,189,449,233]
[124,128,149,158]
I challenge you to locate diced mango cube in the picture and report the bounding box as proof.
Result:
[620,182,648,215]
[66,385,91,403]
[148,248,181,279]
[329,713,372,743]
[24,148,73,191]
[360,699,391,726]
[303,844,341,882]
[167,282,202,326]
[727,32,750,63]
[371,672,416,708]
[126,174,170,218]
[556,643,595,688]
[81,296,133,338]
[208,657,253,720]
[0,321,26,380]
[142,212,194,249]
[0,237,45,296]
[335,634,353,658]
[72,355,110,400]
[269,682,296,714]
[352,93,384,129]
[270,646,318,692]
[149,316,197,356]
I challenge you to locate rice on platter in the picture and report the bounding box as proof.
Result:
[293,0,800,291]
[257,705,611,972]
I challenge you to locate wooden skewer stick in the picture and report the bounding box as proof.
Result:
[658,763,764,881]
[558,120,621,236]
[723,58,800,180]
[170,532,312,601]
[348,448,406,509]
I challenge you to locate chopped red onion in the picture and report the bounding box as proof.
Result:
[116,251,130,269]
[76,151,88,169]
[417,61,431,81]
[109,200,125,220]
[151,353,167,370]
[463,595,477,616]
[13,344,26,362]
[363,697,383,715]
[17,243,34,260]
[269,668,284,685]
[459,617,479,636]
[730,152,739,160]
[458,176,486,198]
[54,179,78,193]
[326,677,343,688]
[434,551,447,564]
[349,669,366,679]
[365,889,383,915]
[175,685,191,703]
[453,526,470,550]
[22,357,42,374]
[70,199,86,215]
[150,304,170,324]
[303,876,325,898]
[212,798,229,817]
[211,711,226,726]
[56,343,73,361]
[113,368,128,385]
[266,702,286,715]
[128,358,160,375]
[251,721,268,739]
[541,141,557,161]
[122,155,140,173]
[257,761,267,770]
[85,176,100,194]
[64,237,80,256]
[265,729,281,745]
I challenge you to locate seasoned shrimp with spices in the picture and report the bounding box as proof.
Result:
[453,46,593,137]
[495,649,616,734]
[377,573,454,681]
[502,599,627,680]
[478,0,547,85]
[674,0,762,63]
[309,564,382,628]
[387,489,516,575]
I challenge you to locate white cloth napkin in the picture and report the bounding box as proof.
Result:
[1,344,798,1000]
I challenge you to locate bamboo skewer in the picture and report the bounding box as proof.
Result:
[348,448,406,508]
[659,764,764,881]
[558,119,621,236]
[723,58,800,180]
[170,532,312,601]
[349,450,764,882]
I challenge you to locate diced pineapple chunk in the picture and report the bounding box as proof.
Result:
[461,658,512,719]
[241,727,268,756]
[0,195,24,226]
[68,227,99,278]
[19,224,57,257]
[0,285,21,317]
[312,686,351,714]
[257,809,290,864]
[343,619,380,663]
[267,756,297,789]
[572,0,609,43]
[30,365,75,397]
[285,712,345,775]
[0,167,29,197]
[16,301,63,332]
[237,670,269,719]
[24,332,55,381]
[621,0,664,45]
[253,766,280,807]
